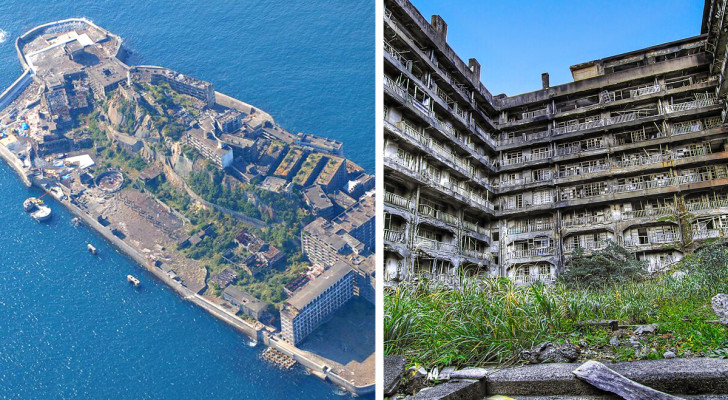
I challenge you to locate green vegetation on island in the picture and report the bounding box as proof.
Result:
[385,242,728,368]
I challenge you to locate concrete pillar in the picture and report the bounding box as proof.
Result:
[541,72,550,89]
[469,58,481,83]
[430,15,448,41]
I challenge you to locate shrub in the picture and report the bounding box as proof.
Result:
[560,240,647,288]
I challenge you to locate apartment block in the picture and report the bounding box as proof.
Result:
[280,261,355,344]
[384,0,728,286]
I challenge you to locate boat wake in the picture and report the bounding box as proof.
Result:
[0,29,8,44]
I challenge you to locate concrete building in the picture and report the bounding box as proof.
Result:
[222,285,268,321]
[332,195,375,251]
[87,59,128,99]
[129,66,215,108]
[280,261,355,344]
[384,0,728,286]
[186,127,233,168]
[303,185,337,220]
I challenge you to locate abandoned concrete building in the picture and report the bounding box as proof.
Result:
[384,0,728,286]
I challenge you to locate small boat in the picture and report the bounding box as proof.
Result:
[23,197,42,212]
[127,275,140,286]
[72,217,81,226]
[30,205,52,222]
[87,244,97,255]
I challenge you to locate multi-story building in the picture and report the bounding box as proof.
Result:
[128,66,215,108]
[384,0,728,286]
[280,260,355,344]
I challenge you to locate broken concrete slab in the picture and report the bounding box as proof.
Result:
[573,360,684,399]
[450,367,491,380]
[384,355,406,397]
[712,294,728,325]
[410,379,486,400]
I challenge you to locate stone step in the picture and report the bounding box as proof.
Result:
[491,396,728,400]
[486,359,728,397]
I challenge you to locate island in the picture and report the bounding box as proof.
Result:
[0,18,374,395]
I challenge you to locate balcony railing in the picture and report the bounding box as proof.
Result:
[663,96,717,113]
[384,229,405,243]
[623,232,680,248]
[621,207,674,219]
[522,108,549,119]
[508,247,555,259]
[630,83,661,98]
[395,120,430,147]
[692,228,726,240]
[418,204,458,225]
[513,274,556,286]
[498,129,550,146]
[561,214,611,227]
[685,198,728,211]
[384,191,410,209]
[415,236,457,252]
[383,40,410,68]
[463,220,489,236]
[507,222,554,235]
[563,242,608,253]
[501,150,553,167]
[461,247,487,259]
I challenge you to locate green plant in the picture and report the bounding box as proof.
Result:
[560,240,647,288]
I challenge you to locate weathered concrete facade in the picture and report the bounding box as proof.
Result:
[384,0,728,286]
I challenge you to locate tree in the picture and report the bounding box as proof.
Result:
[560,240,647,288]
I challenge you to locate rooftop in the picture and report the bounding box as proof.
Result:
[223,285,268,313]
[332,196,375,232]
[285,260,353,311]
[303,185,334,211]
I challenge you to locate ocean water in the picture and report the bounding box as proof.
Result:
[0,1,374,399]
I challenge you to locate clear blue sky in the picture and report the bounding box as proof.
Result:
[410,0,705,96]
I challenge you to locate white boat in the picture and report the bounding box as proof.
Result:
[127,275,140,286]
[30,205,52,221]
[23,197,41,212]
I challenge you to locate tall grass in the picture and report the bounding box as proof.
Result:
[384,245,728,368]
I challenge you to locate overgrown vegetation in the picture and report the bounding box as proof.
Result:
[560,240,648,288]
[384,243,728,368]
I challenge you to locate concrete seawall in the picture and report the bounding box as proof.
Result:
[0,144,31,187]
[0,69,32,113]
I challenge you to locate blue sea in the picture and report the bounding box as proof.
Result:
[0,1,374,399]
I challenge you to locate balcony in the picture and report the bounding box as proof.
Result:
[384,229,405,243]
[685,198,728,211]
[692,228,726,240]
[463,220,489,236]
[513,274,556,286]
[461,247,488,259]
[663,95,717,113]
[384,191,411,209]
[415,236,457,253]
[621,207,674,219]
[623,232,680,249]
[508,247,555,259]
[395,120,430,147]
[507,222,554,235]
[498,129,550,147]
[418,203,458,225]
[384,40,411,69]
[501,150,553,167]
[563,242,608,254]
[562,214,611,228]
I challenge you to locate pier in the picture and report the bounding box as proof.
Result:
[261,347,296,370]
